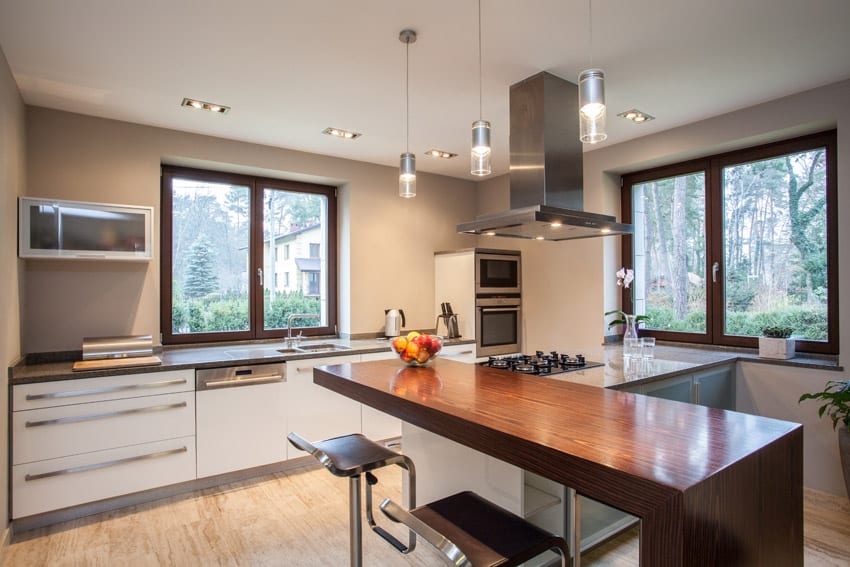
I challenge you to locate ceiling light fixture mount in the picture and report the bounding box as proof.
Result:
[618,109,655,123]
[322,127,362,139]
[399,29,417,198]
[578,0,607,143]
[181,97,230,114]
[426,149,457,159]
[470,0,492,176]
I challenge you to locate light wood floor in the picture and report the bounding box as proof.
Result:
[1,462,849,566]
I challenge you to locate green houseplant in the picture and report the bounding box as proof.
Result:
[758,326,795,359]
[799,380,850,501]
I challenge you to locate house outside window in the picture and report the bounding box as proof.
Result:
[620,130,837,354]
[309,243,320,258]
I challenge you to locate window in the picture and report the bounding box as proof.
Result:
[309,243,320,258]
[161,166,337,344]
[621,131,837,354]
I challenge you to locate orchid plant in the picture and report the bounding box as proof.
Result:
[605,267,650,330]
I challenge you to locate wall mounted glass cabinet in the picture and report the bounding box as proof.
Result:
[18,197,154,261]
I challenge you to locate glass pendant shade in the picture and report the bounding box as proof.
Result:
[470,120,492,176]
[579,68,607,143]
[399,152,416,198]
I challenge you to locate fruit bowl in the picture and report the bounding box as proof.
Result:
[391,332,443,366]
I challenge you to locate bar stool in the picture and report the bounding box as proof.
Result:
[381,490,570,567]
[287,432,416,566]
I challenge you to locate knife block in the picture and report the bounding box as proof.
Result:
[435,314,461,338]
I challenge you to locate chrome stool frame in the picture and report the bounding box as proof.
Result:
[287,432,416,566]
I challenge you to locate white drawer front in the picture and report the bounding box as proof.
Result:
[12,436,196,519]
[13,392,195,465]
[13,369,195,411]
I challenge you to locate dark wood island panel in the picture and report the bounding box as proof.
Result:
[314,358,803,566]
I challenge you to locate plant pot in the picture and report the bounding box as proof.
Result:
[758,336,795,359]
[840,428,850,502]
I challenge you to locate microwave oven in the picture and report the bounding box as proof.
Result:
[475,250,521,295]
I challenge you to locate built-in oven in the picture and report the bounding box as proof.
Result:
[475,296,521,357]
[475,250,521,295]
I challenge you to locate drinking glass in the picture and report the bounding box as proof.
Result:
[624,338,641,360]
[640,337,656,359]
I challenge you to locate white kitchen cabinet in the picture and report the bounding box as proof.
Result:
[359,350,403,441]
[13,369,193,411]
[12,391,195,465]
[693,365,735,410]
[285,354,363,459]
[640,373,693,402]
[196,379,286,478]
[438,342,479,363]
[11,369,197,519]
[12,437,196,518]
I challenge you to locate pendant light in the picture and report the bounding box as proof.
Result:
[579,0,607,144]
[399,29,417,198]
[470,0,491,176]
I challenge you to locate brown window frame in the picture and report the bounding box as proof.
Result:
[620,130,838,354]
[160,165,338,345]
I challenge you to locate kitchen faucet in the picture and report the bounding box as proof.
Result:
[286,313,320,345]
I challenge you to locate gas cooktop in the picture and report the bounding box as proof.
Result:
[479,351,604,376]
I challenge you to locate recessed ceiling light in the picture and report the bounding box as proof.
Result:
[322,127,362,140]
[425,149,457,159]
[484,231,496,236]
[618,109,654,123]
[550,221,563,228]
[535,236,545,240]
[181,97,230,114]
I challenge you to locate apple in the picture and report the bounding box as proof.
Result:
[392,336,408,354]
[406,331,421,341]
[416,349,431,364]
[405,342,420,358]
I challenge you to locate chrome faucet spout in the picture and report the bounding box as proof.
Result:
[287,313,321,343]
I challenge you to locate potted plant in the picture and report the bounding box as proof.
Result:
[799,380,850,501]
[758,326,795,359]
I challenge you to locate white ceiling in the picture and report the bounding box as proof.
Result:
[1,0,849,181]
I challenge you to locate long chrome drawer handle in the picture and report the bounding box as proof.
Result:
[25,401,188,428]
[25,378,188,401]
[203,374,284,387]
[24,446,188,481]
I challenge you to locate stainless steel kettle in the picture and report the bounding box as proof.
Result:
[385,308,405,337]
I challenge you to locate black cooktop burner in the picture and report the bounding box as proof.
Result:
[480,351,604,376]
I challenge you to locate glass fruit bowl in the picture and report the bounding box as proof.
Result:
[390,333,443,366]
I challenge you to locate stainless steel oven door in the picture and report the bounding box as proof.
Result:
[475,252,521,295]
[476,297,521,357]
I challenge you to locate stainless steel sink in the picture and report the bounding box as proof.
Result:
[294,343,352,352]
[275,348,302,354]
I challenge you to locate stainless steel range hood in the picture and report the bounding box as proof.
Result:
[457,72,632,241]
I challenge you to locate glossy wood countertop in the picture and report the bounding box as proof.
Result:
[316,358,797,493]
[315,357,804,566]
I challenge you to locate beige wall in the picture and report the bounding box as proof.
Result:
[23,107,478,352]
[1,45,25,532]
[479,79,850,495]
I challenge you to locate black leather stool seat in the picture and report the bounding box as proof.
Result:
[306,433,407,476]
[382,490,569,567]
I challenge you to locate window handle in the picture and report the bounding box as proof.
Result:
[712,262,720,283]
[257,268,263,286]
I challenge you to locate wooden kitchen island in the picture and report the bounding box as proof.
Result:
[314,358,803,566]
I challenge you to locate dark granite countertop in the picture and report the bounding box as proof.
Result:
[9,338,476,385]
[8,337,839,387]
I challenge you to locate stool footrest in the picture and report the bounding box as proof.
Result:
[371,525,411,554]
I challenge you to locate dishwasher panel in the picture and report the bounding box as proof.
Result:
[196,363,286,478]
